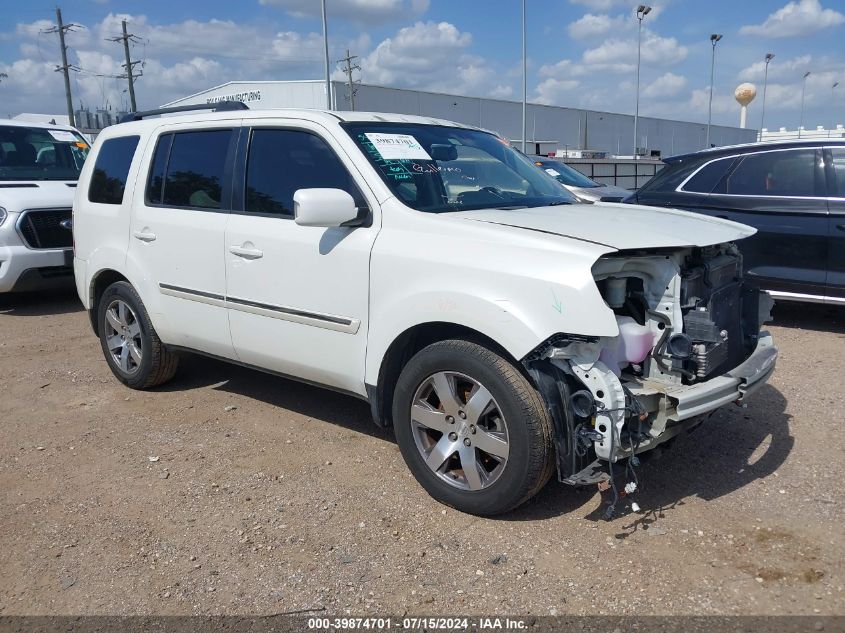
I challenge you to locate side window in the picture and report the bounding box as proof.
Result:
[160,130,233,209]
[88,136,140,204]
[146,134,173,205]
[681,157,735,194]
[829,148,845,196]
[245,129,365,216]
[725,150,817,197]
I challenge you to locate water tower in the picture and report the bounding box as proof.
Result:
[735,83,757,129]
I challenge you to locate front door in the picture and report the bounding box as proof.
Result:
[224,123,379,395]
[126,123,239,359]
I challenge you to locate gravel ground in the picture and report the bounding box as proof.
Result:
[0,289,843,616]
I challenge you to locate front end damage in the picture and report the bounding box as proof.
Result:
[524,242,777,494]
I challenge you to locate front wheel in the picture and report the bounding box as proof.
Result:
[392,340,555,515]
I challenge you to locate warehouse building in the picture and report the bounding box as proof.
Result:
[163,80,757,159]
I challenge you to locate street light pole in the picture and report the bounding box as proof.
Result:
[633,5,651,159]
[799,71,810,138]
[521,0,527,154]
[833,82,840,135]
[759,52,774,141]
[705,33,722,148]
[321,0,332,110]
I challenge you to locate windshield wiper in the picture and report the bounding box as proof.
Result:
[494,205,529,210]
[546,200,573,206]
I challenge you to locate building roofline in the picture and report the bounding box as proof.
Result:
[160,79,755,133]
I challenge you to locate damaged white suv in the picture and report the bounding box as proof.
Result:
[72,103,777,516]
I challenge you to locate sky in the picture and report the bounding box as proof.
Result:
[1,0,844,131]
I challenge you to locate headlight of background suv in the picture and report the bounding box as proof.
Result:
[0,206,7,227]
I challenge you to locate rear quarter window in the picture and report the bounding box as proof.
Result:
[680,156,737,194]
[88,136,140,204]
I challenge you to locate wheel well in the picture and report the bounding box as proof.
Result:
[88,269,129,336]
[370,322,521,429]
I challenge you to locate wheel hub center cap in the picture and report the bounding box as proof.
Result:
[457,421,469,437]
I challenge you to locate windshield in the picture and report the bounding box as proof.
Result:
[534,160,600,188]
[0,125,90,181]
[343,123,576,212]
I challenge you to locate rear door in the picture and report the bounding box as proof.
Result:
[824,147,845,302]
[700,147,828,297]
[126,123,239,359]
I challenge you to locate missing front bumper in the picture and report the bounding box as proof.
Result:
[527,332,778,484]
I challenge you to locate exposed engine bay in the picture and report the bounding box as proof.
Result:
[524,242,777,506]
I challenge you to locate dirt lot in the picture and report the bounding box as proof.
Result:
[0,289,843,617]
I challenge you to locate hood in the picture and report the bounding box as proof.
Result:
[569,183,632,203]
[453,202,755,251]
[0,180,78,212]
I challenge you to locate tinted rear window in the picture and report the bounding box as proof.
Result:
[158,130,233,209]
[725,149,817,197]
[88,136,140,204]
[681,157,735,194]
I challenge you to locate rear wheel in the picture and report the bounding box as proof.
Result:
[97,281,179,389]
[392,339,554,515]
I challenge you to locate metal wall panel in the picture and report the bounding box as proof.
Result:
[163,81,758,158]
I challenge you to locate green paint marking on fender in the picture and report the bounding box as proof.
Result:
[551,288,563,313]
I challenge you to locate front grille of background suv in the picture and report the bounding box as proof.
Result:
[16,208,73,250]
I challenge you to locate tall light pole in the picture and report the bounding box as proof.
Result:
[759,52,774,141]
[632,4,651,158]
[799,71,810,138]
[833,82,840,134]
[321,0,331,109]
[521,0,527,154]
[705,33,722,148]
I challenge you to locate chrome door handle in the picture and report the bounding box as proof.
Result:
[228,245,264,260]
[836,224,845,232]
[132,230,157,242]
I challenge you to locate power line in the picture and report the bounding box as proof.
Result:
[42,7,80,127]
[337,49,360,111]
[107,19,143,112]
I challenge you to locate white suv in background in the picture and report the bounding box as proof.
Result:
[0,119,90,292]
[72,103,777,516]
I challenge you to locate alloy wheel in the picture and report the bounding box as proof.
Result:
[410,371,510,491]
[104,299,143,375]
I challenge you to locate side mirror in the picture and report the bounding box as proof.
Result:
[294,188,364,227]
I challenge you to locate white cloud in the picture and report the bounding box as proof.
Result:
[567,13,627,40]
[534,77,581,105]
[357,21,507,97]
[739,0,845,38]
[258,0,429,24]
[643,72,686,98]
[738,54,812,81]
[581,32,687,73]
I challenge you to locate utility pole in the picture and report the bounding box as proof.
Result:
[107,19,142,112]
[44,8,78,128]
[337,50,360,110]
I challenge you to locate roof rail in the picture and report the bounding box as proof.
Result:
[119,101,248,124]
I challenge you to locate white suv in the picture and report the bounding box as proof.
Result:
[0,119,90,292]
[72,103,778,516]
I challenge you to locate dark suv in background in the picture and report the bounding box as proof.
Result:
[625,140,845,305]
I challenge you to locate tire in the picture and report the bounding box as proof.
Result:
[392,339,555,516]
[97,281,179,389]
